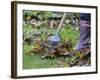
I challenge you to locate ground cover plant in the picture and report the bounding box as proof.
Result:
[23,11,90,69]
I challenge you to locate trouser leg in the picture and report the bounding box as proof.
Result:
[75,21,91,50]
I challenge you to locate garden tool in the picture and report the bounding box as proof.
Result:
[48,13,67,46]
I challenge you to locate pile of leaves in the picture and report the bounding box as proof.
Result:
[27,39,91,67]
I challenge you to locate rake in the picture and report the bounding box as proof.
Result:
[48,12,67,46]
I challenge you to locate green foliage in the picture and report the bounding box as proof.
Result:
[23,24,80,69]
[60,24,79,47]
[23,10,54,21]
[23,10,80,20]
[23,11,81,69]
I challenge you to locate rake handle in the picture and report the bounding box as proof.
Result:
[56,13,67,35]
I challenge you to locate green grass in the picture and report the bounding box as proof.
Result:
[23,45,65,69]
[60,25,80,47]
[23,24,80,69]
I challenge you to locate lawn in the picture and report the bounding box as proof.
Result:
[23,24,80,69]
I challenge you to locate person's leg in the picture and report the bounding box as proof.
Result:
[75,21,91,50]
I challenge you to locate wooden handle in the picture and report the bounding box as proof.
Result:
[56,13,67,35]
